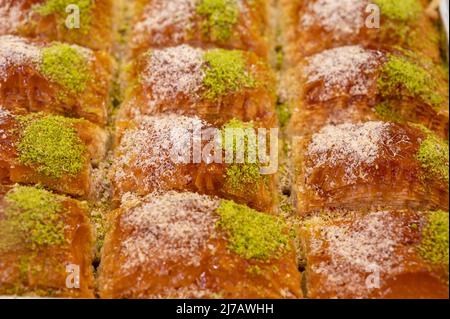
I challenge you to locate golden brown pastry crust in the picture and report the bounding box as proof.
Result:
[286,46,449,138]
[111,114,276,212]
[0,108,108,197]
[300,210,449,299]
[128,0,270,59]
[0,35,113,126]
[280,0,442,64]
[117,45,277,129]
[98,192,301,299]
[293,121,449,216]
[0,186,95,298]
[0,0,114,51]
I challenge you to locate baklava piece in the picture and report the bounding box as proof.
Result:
[98,192,301,299]
[118,45,276,128]
[0,185,95,298]
[0,35,113,126]
[129,0,270,58]
[293,121,449,215]
[300,210,449,299]
[281,0,441,62]
[111,114,276,212]
[0,0,114,51]
[287,45,449,138]
[0,109,108,197]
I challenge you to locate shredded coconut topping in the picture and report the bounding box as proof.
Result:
[113,114,206,191]
[133,0,197,45]
[309,212,407,298]
[305,45,383,101]
[142,45,205,102]
[0,1,27,33]
[301,0,368,38]
[307,122,396,182]
[120,191,220,271]
[0,35,41,80]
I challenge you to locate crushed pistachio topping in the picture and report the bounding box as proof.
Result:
[203,49,255,100]
[216,200,289,260]
[373,0,421,21]
[34,0,94,32]
[221,119,265,192]
[196,0,239,42]
[378,54,443,106]
[40,43,90,94]
[374,101,402,122]
[0,186,66,251]
[418,211,449,271]
[17,114,86,179]
[276,103,291,128]
[415,126,449,184]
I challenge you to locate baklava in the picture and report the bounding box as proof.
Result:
[300,210,449,299]
[0,109,108,197]
[118,45,276,129]
[111,114,276,212]
[281,0,442,63]
[98,191,301,299]
[0,185,95,298]
[0,35,113,126]
[293,121,449,215]
[0,0,115,51]
[287,45,449,138]
[128,0,270,59]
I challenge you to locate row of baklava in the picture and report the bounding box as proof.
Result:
[279,0,449,298]
[0,0,304,299]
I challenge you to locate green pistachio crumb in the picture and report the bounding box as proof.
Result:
[203,49,255,100]
[216,200,289,260]
[418,211,449,272]
[378,54,443,106]
[374,101,402,122]
[415,126,449,184]
[17,114,86,179]
[373,0,421,21]
[221,119,265,192]
[276,103,291,128]
[41,43,90,94]
[0,186,66,251]
[197,0,239,42]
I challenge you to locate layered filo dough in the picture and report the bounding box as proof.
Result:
[98,191,301,299]
[111,114,276,212]
[0,0,115,51]
[286,45,449,138]
[118,45,277,129]
[128,0,270,58]
[0,185,95,298]
[300,210,449,299]
[0,35,113,126]
[280,0,442,62]
[293,121,449,215]
[0,108,108,197]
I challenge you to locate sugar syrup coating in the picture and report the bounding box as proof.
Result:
[300,210,449,299]
[293,121,449,215]
[0,0,114,51]
[98,191,302,299]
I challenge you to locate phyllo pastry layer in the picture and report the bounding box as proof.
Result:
[281,0,441,62]
[111,114,276,212]
[0,185,95,298]
[0,35,113,126]
[300,210,449,299]
[119,45,276,128]
[128,0,270,58]
[98,191,301,299]
[0,109,108,197]
[0,0,115,51]
[293,121,449,215]
[287,45,449,138]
